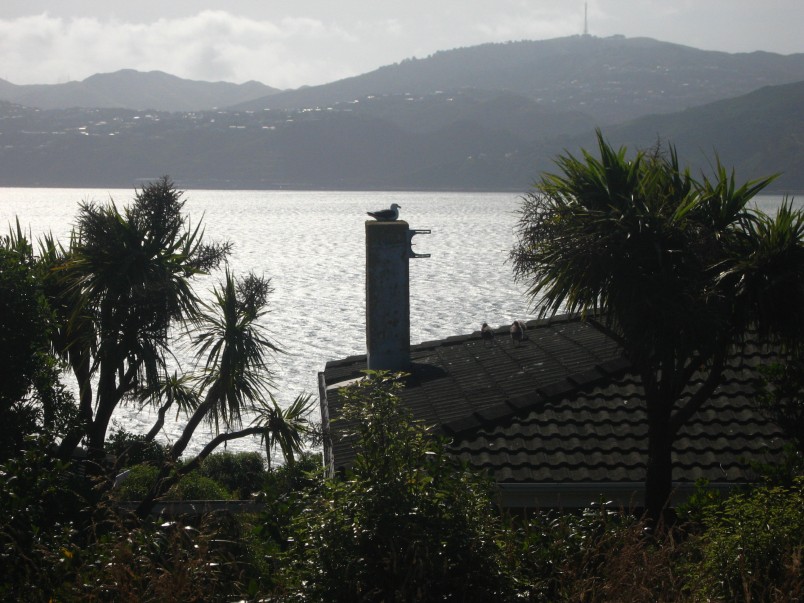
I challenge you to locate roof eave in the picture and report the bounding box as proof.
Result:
[497,480,744,509]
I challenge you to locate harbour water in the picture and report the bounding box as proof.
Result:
[0,188,793,459]
[1,187,541,459]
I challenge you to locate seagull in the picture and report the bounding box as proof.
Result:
[510,320,527,346]
[481,322,494,346]
[367,203,401,221]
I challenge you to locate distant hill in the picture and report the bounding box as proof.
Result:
[0,89,591,190]
[0,70,281,112]
[233,36,804,125]
[0,79,800,192]
[0,36,801,192]
[579,80,804,189]
[3,35,803,123]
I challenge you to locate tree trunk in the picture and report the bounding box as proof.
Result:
[134,389,217,517]
[87,369,117,457]
[169,393,214,461]
[644,401,674,526]
[56,353,94,460]
[145,399,173,442]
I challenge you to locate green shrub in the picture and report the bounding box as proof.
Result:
[107,427,169,468]
[0,443,87,599]
[262,450,322,496]
[200,451,266,498]
[691,478,804,602]
[114,464,232,501]
[283,372,513,601]
[674,478,726,530]
[168,471,232,500]
[113,464,160,500]
[512,505,684,602]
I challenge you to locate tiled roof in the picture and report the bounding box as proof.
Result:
[320,315,788,497]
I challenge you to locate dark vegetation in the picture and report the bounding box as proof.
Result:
[1,150,803,599]
[0,177,316,508]
[2,371,802,601]
[510,131,804,522]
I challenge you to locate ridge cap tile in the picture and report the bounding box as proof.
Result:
[476,403,517,424]
[568,368,605,387]
[538,379,578,400]
[442,415,482,435]
[597,357,632,375]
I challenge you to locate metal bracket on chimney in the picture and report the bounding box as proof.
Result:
[408,229,431,258]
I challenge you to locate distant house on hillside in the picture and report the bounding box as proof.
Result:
[318,217,788,511]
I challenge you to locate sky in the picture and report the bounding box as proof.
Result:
[1,1,802,89]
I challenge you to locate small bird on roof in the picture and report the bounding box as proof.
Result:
[510,320,527,346]
[367,203,401,221]
[481,322,494,346]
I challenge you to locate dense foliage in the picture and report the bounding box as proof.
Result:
[691,478,804,602]
[0,231,77,460]
[2,376,800,601]
[279,372,514,601]
[510,132,804,520]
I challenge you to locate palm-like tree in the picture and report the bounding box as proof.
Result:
[10,179,313,510]
[167,269,280,460]
[511,132,804,521]
[136,270,314,515]
[253,393,315,469]
[49,177,229,458]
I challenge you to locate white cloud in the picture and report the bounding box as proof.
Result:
[0,11,367,87]
[0,3,800,88]
[474,9,582,42]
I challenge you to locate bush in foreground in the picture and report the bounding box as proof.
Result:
[199,451,266,498]
[280,372,514,601]
[689,478,804,602]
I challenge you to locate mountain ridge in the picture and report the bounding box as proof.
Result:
[231,35,804,124]
[0,69,281,112]
[2,35,803,120]
[0,35,801,192]
[0,79,800,192]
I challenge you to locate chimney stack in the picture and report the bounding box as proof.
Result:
[365,220,428,371]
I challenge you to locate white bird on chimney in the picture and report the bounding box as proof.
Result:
[367,203,401,221]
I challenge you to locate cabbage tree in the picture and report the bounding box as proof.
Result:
[511,132,804,521]
[49,177,229,459]
[135,269,314,515]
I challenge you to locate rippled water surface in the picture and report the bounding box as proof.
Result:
[2,187,542,458]
[2,188,793,458]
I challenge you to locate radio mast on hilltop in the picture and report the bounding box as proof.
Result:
[583,2,590,36]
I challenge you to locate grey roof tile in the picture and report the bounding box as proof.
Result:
[321,315,789,487]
